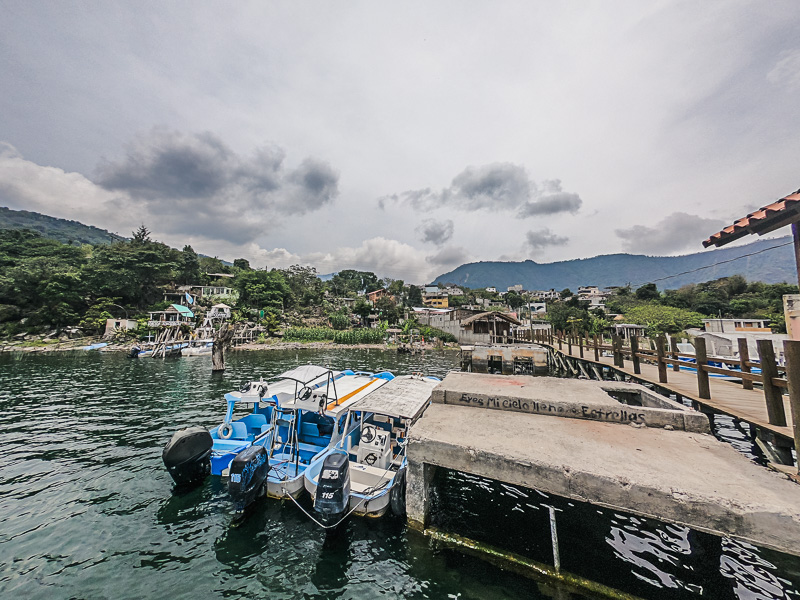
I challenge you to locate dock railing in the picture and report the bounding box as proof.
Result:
[543,329,800,472]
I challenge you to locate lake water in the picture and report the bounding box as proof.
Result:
[0,349,798,599]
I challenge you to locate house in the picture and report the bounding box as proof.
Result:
[535,289,561,301]
[612,323,646,340]
[507,284,524,293]
[702,319,770,334]
[422,295,449,309]
[104,318,138,337]
[367,288,388,303]
[148,304,195,328]
[485,287,497,293]
[415,308,522,343]
[208,303,231,319]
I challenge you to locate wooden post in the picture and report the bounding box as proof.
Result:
[212,323,235,372]
[613,335,624,368]
[558,331,562,350]
[738,338,753,391]
[694,336,711,400]
[757,339,787,426]
[593,335,600,362]
[781,340,800,472]
[578,333,584,358]
[655,335,668,384]
[670,337,680,373]
[567,334,572,356]
[630,335,641,375]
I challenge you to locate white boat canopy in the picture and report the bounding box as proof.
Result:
[276,364,334,384]
[349,375,438,420]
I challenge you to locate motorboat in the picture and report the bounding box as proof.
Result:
[304,374,439,524]
[249,366,394,508]
[161,365,394,515]
[181,339,214,356]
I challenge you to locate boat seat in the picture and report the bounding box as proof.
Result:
[300,422,320,438]
[229,421,248,440]
[239,414,267,431]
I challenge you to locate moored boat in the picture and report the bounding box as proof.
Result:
[304,374,439,525]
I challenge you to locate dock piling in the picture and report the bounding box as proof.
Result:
[630,336,641,375]
[694,337,711,400]
[670,337,680,373]
[757,339,787,427]
[738,338,754,390]
[782,340,800,475]
[655,336,668,384]
[547,506,561,574]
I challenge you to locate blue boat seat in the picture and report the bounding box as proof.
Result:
[300,423,320,438]
[239,414,267,432]
[229,421,248,440]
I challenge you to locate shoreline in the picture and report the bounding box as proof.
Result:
[0,338,459,354]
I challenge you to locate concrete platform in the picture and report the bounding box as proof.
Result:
[408,382,800,556]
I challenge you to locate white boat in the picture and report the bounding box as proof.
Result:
[303,374,439,523]
[181,339,213,356]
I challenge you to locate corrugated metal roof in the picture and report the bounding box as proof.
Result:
[703,189,800,248]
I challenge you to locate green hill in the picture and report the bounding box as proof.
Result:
[0,206,125,245]
[433,236,797,290]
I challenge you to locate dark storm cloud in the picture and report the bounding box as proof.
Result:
[425,245,470,266]
[615,212,726,254]
[379,163,582,217]
[416,219,454,246]
[525,228,569,250]
[93,129,339,243]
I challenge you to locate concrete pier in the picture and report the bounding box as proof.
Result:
[407,373,800,557]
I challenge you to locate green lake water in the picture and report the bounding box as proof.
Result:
[1,349,798,599]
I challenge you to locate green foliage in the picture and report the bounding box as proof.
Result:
[329,270,380,296]
[623,304,705,336]
[283,327,335,342]
[416,324,457,343]
[374,296,400,324]
[635,283,660,301]
[234,269,292,311]
[177,245,201,285]
[407,285,423,306]
[233,258,251,271]
[0,207,124,245]
[353,298,372,322]
[281,264,323,307]
[261,312,281,336]
[77,297,118,334]
[545,301,589,332]
[329,311,350,330]
[333,328,385,344]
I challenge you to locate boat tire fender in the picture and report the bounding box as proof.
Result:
[390,468,406,516]
[218,423,234,439]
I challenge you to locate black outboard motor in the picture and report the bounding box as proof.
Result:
[313,452,350,524]
[129,346,140,358]
[162,426,213,486]
[228,445,270,513]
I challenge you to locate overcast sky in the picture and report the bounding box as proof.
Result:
[1,1,799,283]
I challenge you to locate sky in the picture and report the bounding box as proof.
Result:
[1,1,799,284]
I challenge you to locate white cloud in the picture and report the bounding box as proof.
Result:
[615,213,726,255]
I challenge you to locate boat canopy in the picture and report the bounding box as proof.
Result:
[275,365,333,385]
[349,375,438,420]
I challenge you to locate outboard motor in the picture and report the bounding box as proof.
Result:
[313,452,350,524]
[162,426,213,486]
[128,346,140,358]
[228,445,270,513]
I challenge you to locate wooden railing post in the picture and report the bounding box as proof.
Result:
[567,334,572,356]
[655,335,668,384]
[694,336,711,400]
[593,335,600,362]
[579,332,584,358]
[781,340,800,472]
[670,337,680,372]
[557,331,562,350]
[757,339,787,426]
[738,338,753,391]
[630,335,641,375]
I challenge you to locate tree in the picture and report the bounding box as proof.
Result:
[234,269,293,312]
[635,283,660,301]
[560,288,573,298]
[407,285,423,306]
[353,298,372,324]
[546,301,588,332]
[329,270,380,296]
[233,258,251,271]
[374,296,400,324]
[623,304,704,336]
[505,291,525,310]
[281,264,323,307]
[177,245,201,285]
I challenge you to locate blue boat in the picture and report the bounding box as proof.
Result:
[303,374,440,525]
[162,365,394,513]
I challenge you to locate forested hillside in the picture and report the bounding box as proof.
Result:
[0,206,125,245]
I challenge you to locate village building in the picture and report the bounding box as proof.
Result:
[702,318,771,334]
[148,304,195,328]
[414,307,522,344]
[507,284,524,293]
[103,318,138,337]
[366,288,388,303]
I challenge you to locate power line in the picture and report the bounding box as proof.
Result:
[633,240,794,288]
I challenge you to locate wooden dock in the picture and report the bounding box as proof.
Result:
[547,341,795,443]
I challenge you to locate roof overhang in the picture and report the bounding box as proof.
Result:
[703,189,800,248]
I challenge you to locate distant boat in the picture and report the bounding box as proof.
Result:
[181,339,213,356]
[80,342,108,351]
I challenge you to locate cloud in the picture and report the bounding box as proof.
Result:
[425,245,469,266]
[416,219,454,246]
[93,129,339,242]
[615,213,726,254]
[767,48,800,92]
[379,163,582,218]
[525,228,569,250]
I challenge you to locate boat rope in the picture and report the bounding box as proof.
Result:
[283,489,368,530]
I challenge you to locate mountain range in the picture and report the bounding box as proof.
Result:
[1,206,796,290]
[433,237,797,291]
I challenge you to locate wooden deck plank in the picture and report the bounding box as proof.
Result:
[548,344,795,442]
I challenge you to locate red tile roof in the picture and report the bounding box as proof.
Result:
[703,189,800,248]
